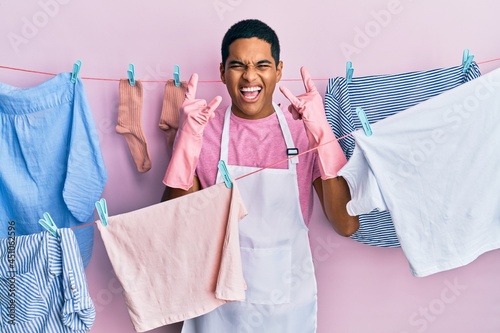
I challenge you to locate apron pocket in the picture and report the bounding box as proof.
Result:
[240,246,291,305]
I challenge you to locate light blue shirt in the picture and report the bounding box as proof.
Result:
[0,72,107,266]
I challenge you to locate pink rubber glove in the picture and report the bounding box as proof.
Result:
[163,73,222,190]
[279,67,347,180]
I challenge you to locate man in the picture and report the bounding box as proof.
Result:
[162,19,358,332]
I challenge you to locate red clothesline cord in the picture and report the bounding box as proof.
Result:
[235,133,352,181]
[75,57,500,228]
[0,64,323,82]
[1,57,500,83]
[72,133,354,230]
[5,57,497,230]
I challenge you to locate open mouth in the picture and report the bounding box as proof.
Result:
[240,86,262,101]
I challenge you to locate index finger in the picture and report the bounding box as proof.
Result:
[279,85,301,107]
[206,95,223,113]
[185,73,199,101]
[300,66,317,93]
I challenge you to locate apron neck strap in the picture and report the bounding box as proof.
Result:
[220,103,299,167]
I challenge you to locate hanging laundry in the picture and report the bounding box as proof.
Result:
[0,228,95,332]
[97,181,247,332]
[337,67,500,277]
[116,79,152,173]
[159,79,188,151]
[325,62,481,247]
[0,73,108,268]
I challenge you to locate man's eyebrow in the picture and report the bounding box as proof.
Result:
[256,60,272,65]
[228,60,245,66]
[227,60,273,66]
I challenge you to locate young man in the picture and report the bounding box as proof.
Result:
[162,19,358,332]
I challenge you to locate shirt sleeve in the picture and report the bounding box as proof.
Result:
[63,78,108,224]
[338,145,388,216]
[58,228,96,331]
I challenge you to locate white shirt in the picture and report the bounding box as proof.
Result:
[338,67,500,277]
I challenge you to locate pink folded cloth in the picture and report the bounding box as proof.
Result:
[97,182,247,332]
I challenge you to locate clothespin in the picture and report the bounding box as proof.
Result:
[346,61,354,83]
[173,65,181,87]
[355,107,373,136]
[127,63,136,86]
[95,198,109,227]
[462,49,474,73]
[70,60,82,84]
[39,212,59,238]
[218,160,233,188]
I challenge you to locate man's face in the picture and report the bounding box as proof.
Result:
[220,37,283,120]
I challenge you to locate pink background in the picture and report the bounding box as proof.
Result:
[2,1,500,332]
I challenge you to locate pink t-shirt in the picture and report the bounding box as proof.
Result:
[196,104,321,226]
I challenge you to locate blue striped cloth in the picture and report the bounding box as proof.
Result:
[0,228,95,332]
[325,63,481,247]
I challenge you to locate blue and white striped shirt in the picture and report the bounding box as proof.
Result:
[0,228,95,332]
[325,63,481,247]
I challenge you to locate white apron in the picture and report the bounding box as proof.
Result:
[182,103,317,333]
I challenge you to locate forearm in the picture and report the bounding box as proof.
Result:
[314,176,359,237]
[280,66,358,235]
[161,176,201,202]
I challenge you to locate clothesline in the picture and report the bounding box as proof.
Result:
[2,56,500,83]
[234,133,352,180]
[61,55,500,231]
[5,57,495,233]
[71,132,353,231]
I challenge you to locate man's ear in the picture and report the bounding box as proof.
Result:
[276,61,283,82]
[220,63,226,84]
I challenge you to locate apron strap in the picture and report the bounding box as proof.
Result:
[220,104,298,170]
[273,103,299,167]
[220,105,232,162]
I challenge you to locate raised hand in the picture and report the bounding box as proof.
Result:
[280,67,347,179]
[163,73,222,190]
[179,73,222,136]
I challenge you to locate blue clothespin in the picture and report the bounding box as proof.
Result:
[95,198,109,227]
[39,212,59,238]
[70,60,82,83]
[173,65,181,87]
[346,61,354,83]
[127,64,136,86]
[462,49,474,73]
[218,160,233,189]
[355,107,373,137]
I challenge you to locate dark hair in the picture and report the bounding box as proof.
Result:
[221,19,280,67]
